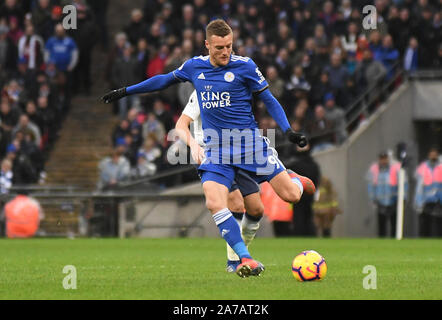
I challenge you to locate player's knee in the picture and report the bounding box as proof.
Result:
[227,189,245,213]
[205,197,224,214]
[227,198,244,213]
[247,202,264,217]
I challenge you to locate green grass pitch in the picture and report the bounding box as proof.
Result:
[0,238,440,300]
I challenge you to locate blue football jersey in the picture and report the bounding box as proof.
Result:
[172,54,285,182]
[173,54,269,134]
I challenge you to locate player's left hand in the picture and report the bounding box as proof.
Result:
[285,129,308,148]
[190,144,205,164]
[101,87,127,104]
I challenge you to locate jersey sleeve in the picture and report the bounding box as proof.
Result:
[243,59,269,93]
[182,90,200,121]
[172,58,194,82]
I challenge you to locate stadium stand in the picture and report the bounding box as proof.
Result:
[0,0,440,238]
[100,0,441,190]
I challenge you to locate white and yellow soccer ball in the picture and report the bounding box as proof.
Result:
[291,250,327,282]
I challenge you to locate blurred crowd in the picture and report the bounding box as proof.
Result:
[0,0,104,193]
[101,0,441,188]
[0,0,439,191]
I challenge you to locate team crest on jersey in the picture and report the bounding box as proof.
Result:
[224,72,235,82]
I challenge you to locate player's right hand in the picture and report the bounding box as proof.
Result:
[285,129,308,148]
[101,87,127,103]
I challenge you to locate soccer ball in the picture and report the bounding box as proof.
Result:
[291,250,327,282]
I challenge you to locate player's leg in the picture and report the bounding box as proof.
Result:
[203,177,264,277]
[255,141,315,204]
[225,188,244,272]
[242,192,264,246]
[234,169,263,247]
[201,170,257,264]
[268,169,316,204]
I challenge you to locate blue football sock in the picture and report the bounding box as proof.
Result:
[213,208,252,260]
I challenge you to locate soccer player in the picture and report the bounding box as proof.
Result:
[102,19,315,277]
[176,90,264,273]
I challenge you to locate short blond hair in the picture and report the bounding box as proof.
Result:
[206,19,232,39]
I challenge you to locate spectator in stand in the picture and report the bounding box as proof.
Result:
[7,139,38,184]
[310,70,333,107]
[121,134,138,167]
[290,98,310,133]
[111,45,139,118]
[146,44,169,78]
[375,34,399,79]
[318,1,337,31]
[106,32,129,90]
[175,3,200,35]
[274,47,290,80]
[11,57,35,94]
[152,98,174,134]
[143,112,166,147]
[368,30,383,58]
[124,8,148,46]
[415,6,439,68]
[324,52,349,93]
[47,6,63,38]
[7,16,23,46]
[31,0,52,41]
[286,65,311,96]
[341,21,359,56]
[12,114,41,148]
[323,92,347,145]
[135,133,162,175]
[0,24,17,74]
[0,0,24,27]
[403,37,419,73]
[134,38,151,82]
[36,95,55,147]
[112,119,130,147]
[307,105,336,153]
[340,76,359,110]
[355,48,387,91]
[24,100,43,134]
[0,158,13,193]
[266,65,285,101]
[86,0,109,50]
[71,2,97,95]
[0,100,20,154]
[98,145,131,190]
[44,24,79,74]
[313,23,328,51]
[20,131,44,178]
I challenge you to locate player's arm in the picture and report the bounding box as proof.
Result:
[175,114,205,164]
[175,91,205,164]
[101,58,194,104]
[257,88,308,147]
[101,72,179,103]
[175,114,198,149]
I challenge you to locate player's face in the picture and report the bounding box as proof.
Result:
[206,33,233,67]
